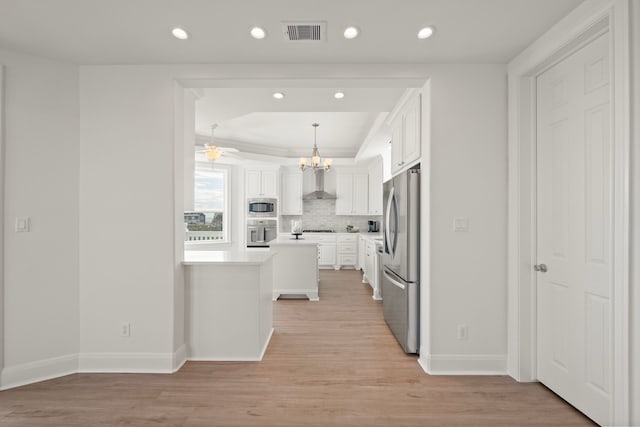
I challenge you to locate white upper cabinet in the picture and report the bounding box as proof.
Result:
[336,170,369,215]
[280,169,303,215]
[403,94,421,165]
[336,173,353,214]
[390,92,422,175]
[391,119,403,173]
[352,174,369,214]
[246,168,278,198]
[368,158,383,215]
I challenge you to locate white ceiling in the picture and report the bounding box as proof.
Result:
[195,86,407,159]
[207,112,381,158]
[0,0,583,64]
[0,0,584,162]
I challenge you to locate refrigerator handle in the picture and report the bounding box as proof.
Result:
[383,269,406,290]
[385,186,395,257]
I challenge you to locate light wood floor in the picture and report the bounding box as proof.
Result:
[0,270,594,426]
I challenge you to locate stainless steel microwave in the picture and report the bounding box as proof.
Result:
[248,198,277,217]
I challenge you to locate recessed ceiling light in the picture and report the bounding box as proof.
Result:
[250,27,266,39]
[343,26,359,39]
[272,92,285,100]
[417,26,435,40]
[334,92,345,99]
[171,27,189,40]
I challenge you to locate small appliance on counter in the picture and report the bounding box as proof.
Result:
[368,220,379,232]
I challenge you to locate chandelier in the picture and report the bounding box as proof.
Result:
[299,123,332,171]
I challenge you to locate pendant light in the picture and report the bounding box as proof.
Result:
[299,123,332,171]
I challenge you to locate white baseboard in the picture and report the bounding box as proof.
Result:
[0,345,191,390]
[0,353,78,390]
[77,351,177,373]
[172,344,187,372]
[418,353,507,375]
[188,328,275,362]
[258,328,274,360]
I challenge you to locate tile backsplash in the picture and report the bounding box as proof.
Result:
[280,198,382,233]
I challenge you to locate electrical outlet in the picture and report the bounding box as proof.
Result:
[453,217,469,232]
[120,322,131,337]
[15,217,31,232]
[457,324,468,340]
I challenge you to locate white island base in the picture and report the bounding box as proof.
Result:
[270,239,319,301]
[184,251,274,361]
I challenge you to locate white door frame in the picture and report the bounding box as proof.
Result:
[0,65,5,380]
[507,0,630,425]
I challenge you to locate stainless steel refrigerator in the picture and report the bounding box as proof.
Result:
[382,167,420,353]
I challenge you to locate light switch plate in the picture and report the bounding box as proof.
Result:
[453,217,469,232]
[15,217,30,232]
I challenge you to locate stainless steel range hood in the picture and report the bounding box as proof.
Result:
[303,169,336,200]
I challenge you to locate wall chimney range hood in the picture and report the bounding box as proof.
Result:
[303,169,336,200]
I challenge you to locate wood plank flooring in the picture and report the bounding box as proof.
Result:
[0,270,594,426]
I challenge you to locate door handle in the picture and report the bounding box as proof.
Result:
[534,264,548,273]
[385,186,396,257]
[383,269,406,290]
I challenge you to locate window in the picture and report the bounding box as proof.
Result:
[185,163,229,243]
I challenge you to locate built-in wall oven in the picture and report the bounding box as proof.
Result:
[247,219,277,248]
[248,198,277,217]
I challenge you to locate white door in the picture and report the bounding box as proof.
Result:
[536,32,610,426]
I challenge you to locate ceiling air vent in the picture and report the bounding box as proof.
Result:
[282,22,326,42]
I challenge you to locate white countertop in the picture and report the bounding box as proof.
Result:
[271,236,319,246]
[359,232,383,242]
[183,250,276,266]
[277,231,382,237]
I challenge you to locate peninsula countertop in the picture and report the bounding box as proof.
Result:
[271,236,320,246]
[183,250,276,266]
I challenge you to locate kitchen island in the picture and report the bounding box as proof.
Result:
[270,237,319,301]
[183,250,275,361]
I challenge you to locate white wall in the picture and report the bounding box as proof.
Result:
[73,63,507,375]
[0,48,79,387]
[420,65,508,373]
[78,67,177,370]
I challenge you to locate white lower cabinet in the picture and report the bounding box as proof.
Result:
[318,244,336,266]
[302,233,362,269]
[303,234,338,268]
[337,234,358,268]
[361,237,382,300]
[358,236,366,270]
